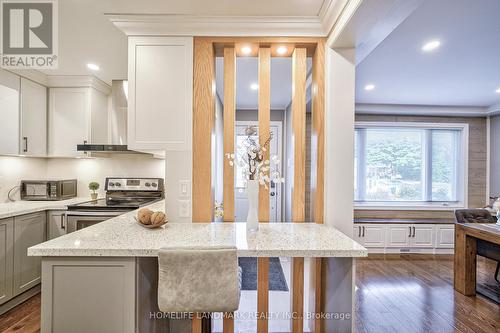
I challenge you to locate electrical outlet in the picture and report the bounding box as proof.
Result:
[179,180,190,198]
[179,200,190,218]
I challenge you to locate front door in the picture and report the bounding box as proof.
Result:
[234,121,282,222]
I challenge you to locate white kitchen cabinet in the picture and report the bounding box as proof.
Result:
[386,225,411,248]
[13,212,46,296]
[20,78,47,156]
[411,225,435,248]
[0,70,20,155]
[48,87,108,157]
[436,225,455,248]
[128,36,193,151]
[0,218,14,305]
[354,224,385,248]
[353,226,364,245]
[47,210,66,240]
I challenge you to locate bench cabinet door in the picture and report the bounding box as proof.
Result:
[0,218,14,305]
[13,212,46,296]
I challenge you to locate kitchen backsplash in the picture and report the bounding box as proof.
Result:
[0,155,164,202]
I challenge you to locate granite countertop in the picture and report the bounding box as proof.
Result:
[354,218,455,224]
[0,197,96,219]
[29,201,367,258]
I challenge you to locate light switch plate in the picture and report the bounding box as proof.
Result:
[179,180,190,198]
[179,200,190,218]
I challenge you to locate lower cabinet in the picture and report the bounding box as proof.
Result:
[353,225,385,249]
[0,218,14,305]
[47,210,67,240]
[13,212,46,296]
[355,223,455,253]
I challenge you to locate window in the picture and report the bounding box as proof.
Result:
[354,122,468,208]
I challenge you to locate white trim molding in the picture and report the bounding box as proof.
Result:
[46,75,111,95]
[356,103,489,117]
[105,0,352,36]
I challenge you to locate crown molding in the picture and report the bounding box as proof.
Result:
[46,75,111,95]
[5,69,48,86]
[106,0,352,37]
[356,103,489,117]
[487,104,500,116]
[107,14,325,36]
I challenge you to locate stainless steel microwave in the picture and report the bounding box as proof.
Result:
[20,180,77,201]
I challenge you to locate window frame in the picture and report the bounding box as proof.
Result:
[354,121,469,210]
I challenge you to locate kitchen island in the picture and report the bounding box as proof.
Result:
[29,201,367,333]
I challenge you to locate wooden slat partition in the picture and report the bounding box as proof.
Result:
[192,316,202,333]
[311,40,326,333]
[193,38,215,222]
[223,47,236,222]
[257,47,271,333]
[258,47,271,221]
[223,313,235,333]
[291,47,307,333]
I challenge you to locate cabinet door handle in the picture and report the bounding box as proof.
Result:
[362,226,365,237]
[409,226,412,237]
[412,226,416,238]
[358,226,361,237]
[23,137,28,152]
[60,214,66,230]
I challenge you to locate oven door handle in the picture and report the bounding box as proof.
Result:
[65,211,127,217]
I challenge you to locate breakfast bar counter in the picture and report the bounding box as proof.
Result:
[29,201,367,333]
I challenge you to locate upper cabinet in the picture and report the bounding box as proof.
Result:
[21,78,47,156]
[0,70,21,155]
[48,87,108,157]
[128,36,193,151]
[0,70,48,156]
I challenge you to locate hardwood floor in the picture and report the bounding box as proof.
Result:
[0,255,499,332]
[355,255,500,333]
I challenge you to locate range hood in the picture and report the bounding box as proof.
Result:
[77,80,145,154]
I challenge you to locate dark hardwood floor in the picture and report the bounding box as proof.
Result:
[0,255,499,332]
[355,255,500,333]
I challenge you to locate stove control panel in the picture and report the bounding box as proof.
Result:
[105,178,164,192]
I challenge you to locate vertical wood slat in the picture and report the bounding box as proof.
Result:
[192,315,202,333]
[223,47,236,222]
[257,257,269,333]
[291,48,307,222]
[223,312,235,333]
[257,47,271,333]
[291,47,307,333]
[258,47,271,222]
[311,40,326,333]
[193,38,215,222]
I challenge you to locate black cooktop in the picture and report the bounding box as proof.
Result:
[67,198,159,211]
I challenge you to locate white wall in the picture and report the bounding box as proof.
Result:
[0,155,164,202]
[0,156,47,202]
[324,48,356,236]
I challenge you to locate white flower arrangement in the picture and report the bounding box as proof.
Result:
[226,126,285,189]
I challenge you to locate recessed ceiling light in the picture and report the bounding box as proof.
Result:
[87,63,100,71]
[277,46,287,55]
[364,84,375,91]
[496,87,500,94]
[250,83,259,90]
[422,40,441,52]
[241,46,252,55]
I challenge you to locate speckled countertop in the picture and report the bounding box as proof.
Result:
[28,201,367,258]
[0,197,97,219]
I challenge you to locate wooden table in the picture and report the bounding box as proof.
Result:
[454,222,500,295]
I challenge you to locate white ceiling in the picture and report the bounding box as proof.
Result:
[101,0,328,17]
[38,0,331,84]
[356,0,500,107]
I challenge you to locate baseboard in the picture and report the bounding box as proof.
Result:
[0,284,41,315]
